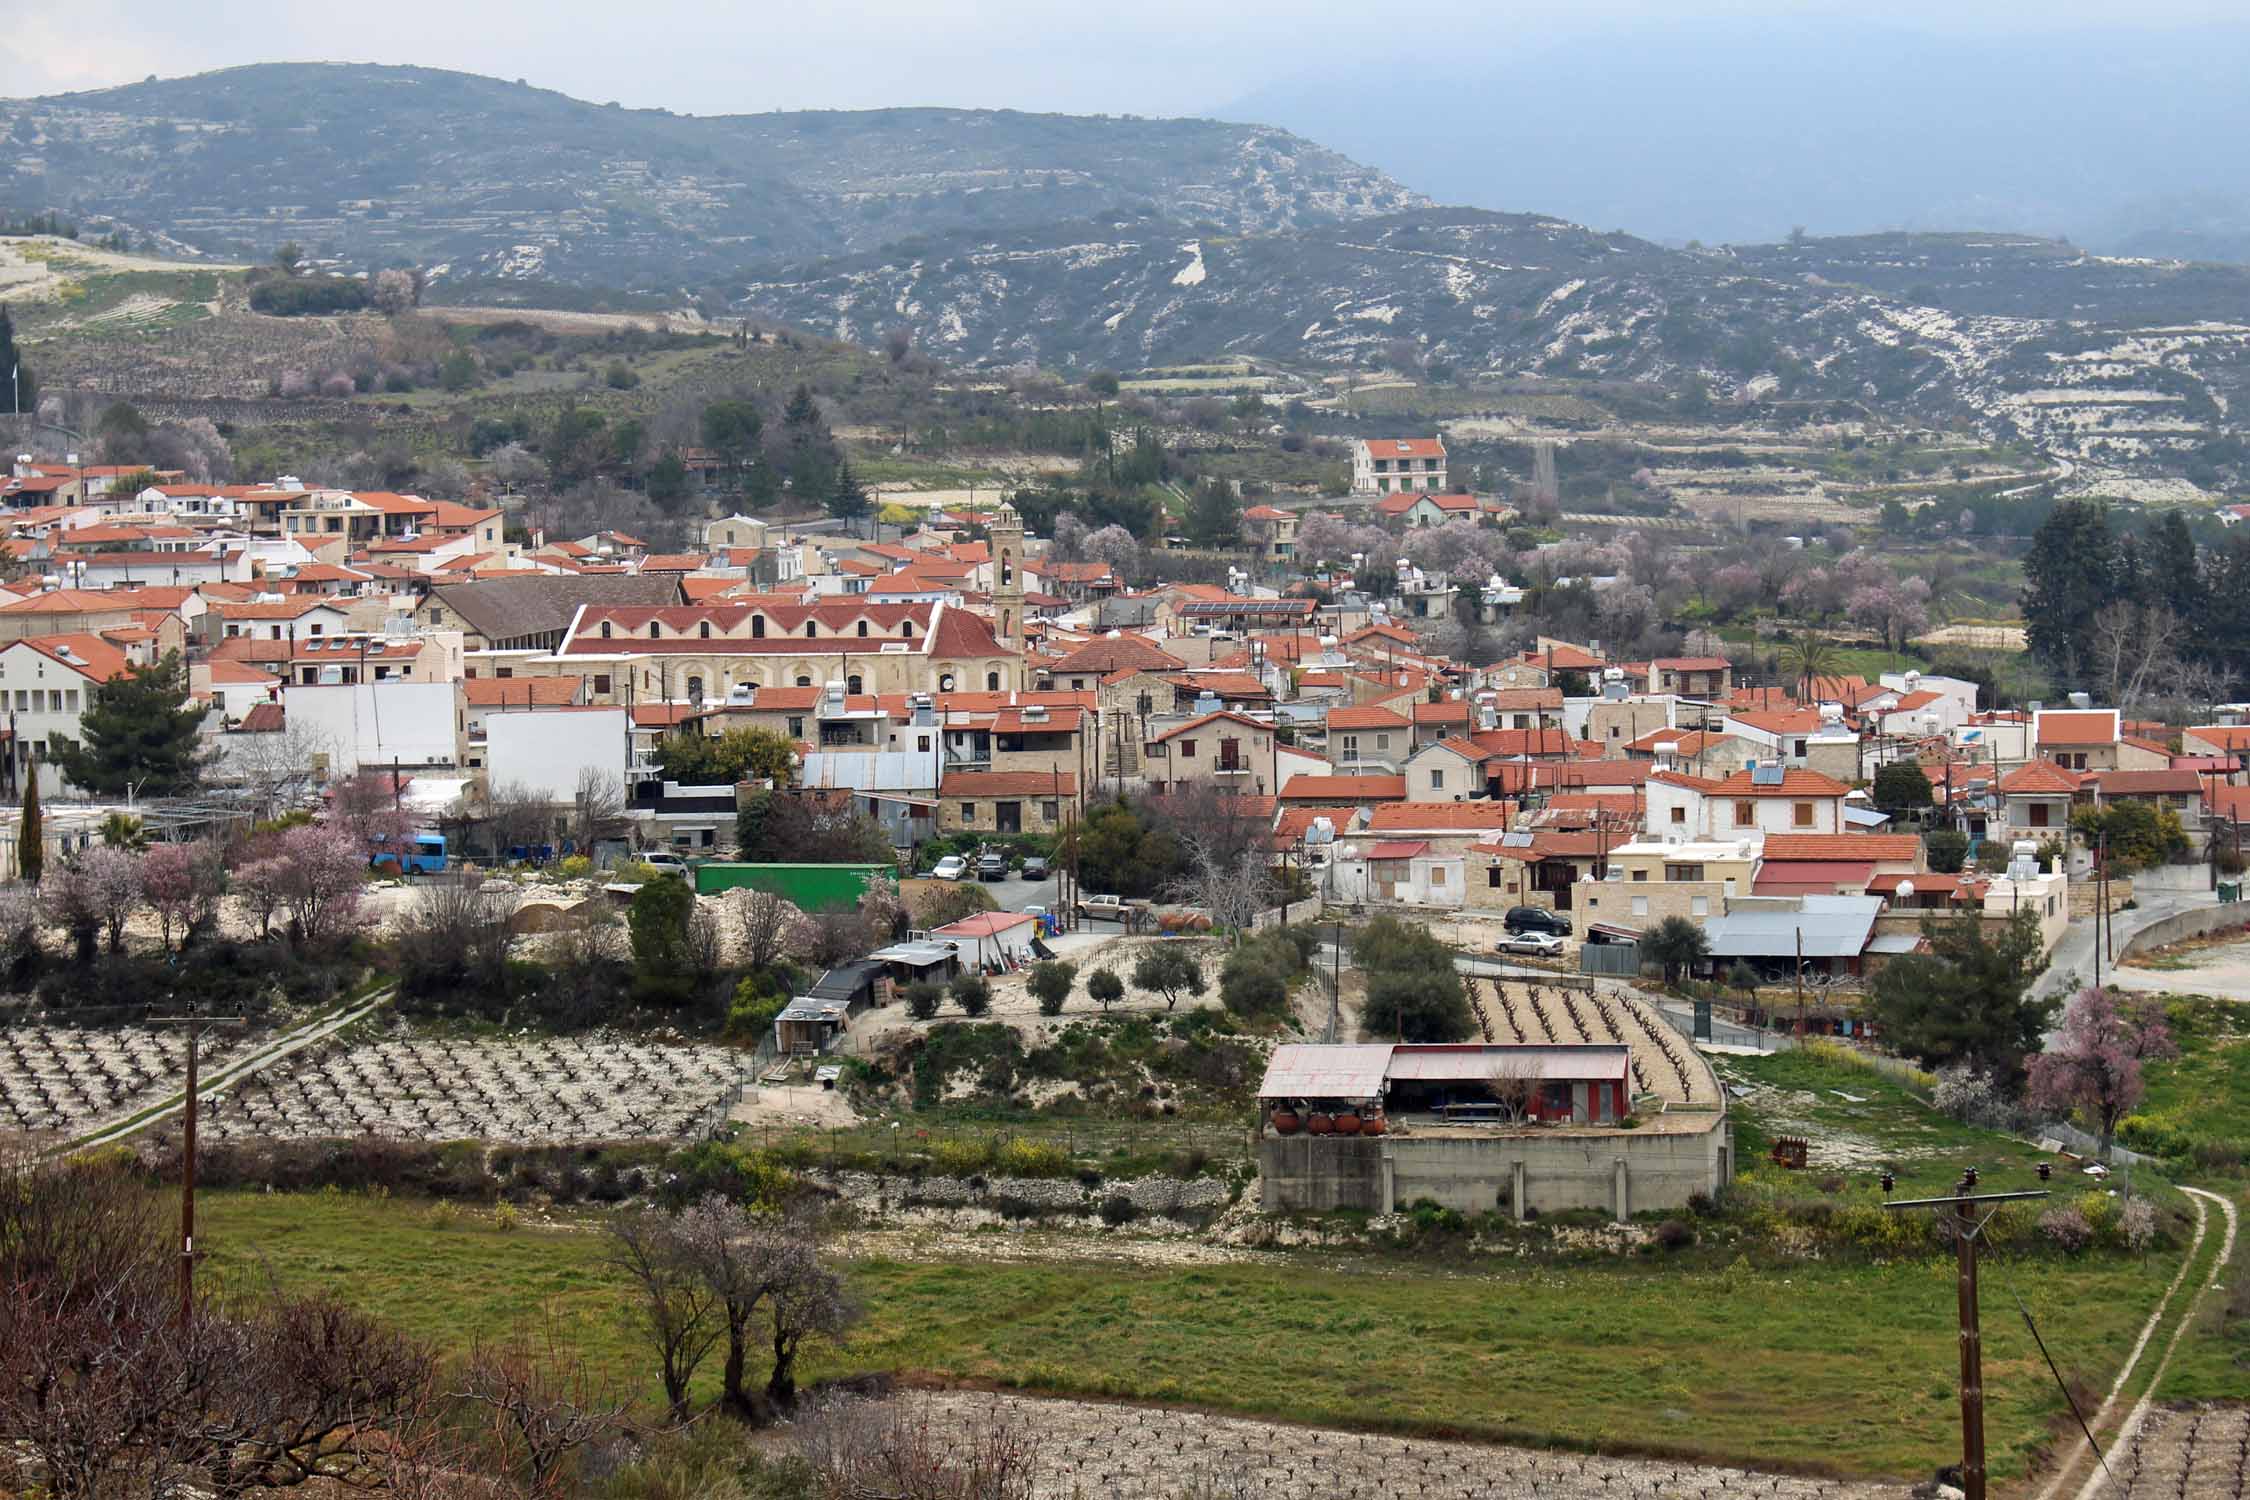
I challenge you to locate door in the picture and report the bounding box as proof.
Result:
[996,801,1022,833]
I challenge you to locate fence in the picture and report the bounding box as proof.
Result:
[2036,1119,2160,1172]
[1579,943,1642,978]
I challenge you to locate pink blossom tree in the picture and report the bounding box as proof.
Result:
[2026,986,2178,1158]
[235,856,288,940]
[139,840,230,952]
[269,825,367,948]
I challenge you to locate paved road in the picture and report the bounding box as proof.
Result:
[2035,864,2213,1010]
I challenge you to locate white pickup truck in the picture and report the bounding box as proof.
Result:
[1076,893,1134,923]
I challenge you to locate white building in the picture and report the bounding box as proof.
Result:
[285,681,463,776]
[1350,438,1447,497]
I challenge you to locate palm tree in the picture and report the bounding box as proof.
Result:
[1780,629,1840,704]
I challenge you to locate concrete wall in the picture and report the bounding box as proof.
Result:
[2118,902,2250,958]
[1572,879,1726,940]
[485,707,629,803]
[286,681,461,774]
[1259,1114,1732,1220]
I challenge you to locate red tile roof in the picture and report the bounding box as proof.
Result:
[2036,709,2120,747]
[234,702,286,733]
[1701,767,1851,797]
[1362,438,1445,459]
[9,633,132,681]
[1760,834,1921,862]
[1366,840,1430,860]
[1327,705,1411,730]
[2000,760,2083,795]
[1148,710,1269,743]
[2093,769,2204,796]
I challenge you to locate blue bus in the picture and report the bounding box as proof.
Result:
[370,832,448,875]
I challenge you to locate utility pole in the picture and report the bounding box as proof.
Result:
[2094,831,2107,990]
[1793,925,1805,1037]
[1883,1179,2049,1500]
[148,1000,247,1328]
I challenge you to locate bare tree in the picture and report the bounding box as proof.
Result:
[1486,1052,1541,1122]
[763,1245,857,1411]
[479,778,554,861]
[603,1210,724,1424]
[571,766,626,856]
[452,1321,627,1498]
[395,872,518,995]
[733,887,794,971]
[1153,787,1278,940]
[2087,601,2187,714]
[216,719,332,820]
[795,1395,1043,1500]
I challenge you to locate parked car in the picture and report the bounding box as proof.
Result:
[977,851,1008,881]
[1020,855,1050,881]
[1504,906,1572,936]
[931,855,969,881]
[640,851,691,878]
[1495,930,1567,957]
[1077,893,1130,922]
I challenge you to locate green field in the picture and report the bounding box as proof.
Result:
[2121,995,2250,1175]
[194,1181,2187,1483]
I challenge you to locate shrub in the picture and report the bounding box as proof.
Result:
[950,972,992,1017]
[931,1136,995,1176]
[2120,1197,2157,1252]
[994,1137,1069,1177]
[905,980,942,1020]
[1655,1218,1695,1251]
[1028,960,1076,1017]
[2038,1205,2093,1253]
[1932,1061,2020,1130]
[1219,946,1291,1020]
[557,854,593,880]
[725,976,789,1043]
[1086,967,1125,1012]
[1099,1194,1139,1226]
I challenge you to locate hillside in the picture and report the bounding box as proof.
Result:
[0,63,1420,291]
[733,210,2250,499]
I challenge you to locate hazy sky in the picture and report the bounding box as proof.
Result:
[3,0,2243,117]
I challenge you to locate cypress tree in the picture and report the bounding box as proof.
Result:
[0,304,34,416]
[18,761,41,885]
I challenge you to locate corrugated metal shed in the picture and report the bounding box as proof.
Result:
[1865,932,1926,954]
[1700,895,1881,959]
[1385,1044,1628,1085]
[1258,1044,1392,1100]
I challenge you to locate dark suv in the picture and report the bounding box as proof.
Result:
[1504,906,1572,936]
[1020,855,1050,881]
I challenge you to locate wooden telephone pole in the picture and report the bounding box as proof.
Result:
[1883,1177,2048,1500]
[148,1001,247,1327]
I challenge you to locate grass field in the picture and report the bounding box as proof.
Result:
[195,1183,2184,1483]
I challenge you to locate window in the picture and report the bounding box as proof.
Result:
[985,672,1000,691]
[686,675,704,701]
[46,690,60,711]
[1792,802,1814,828]
[1430,769,1445,790]
[600,621,612,639]
[751,616,765,638]
[496,668,513,679]
[795,675,811,688]
[1180,739,1197,758]
[308,622,323,636]
[1341,734,1359,756]
[647,622,660,638]
[1041,800,1059,821]
[1669,806,1686,825]
[1375,733,1390,751]
[1691,896,1709,916]
[1430,866,1447,887]
[959,803,976,822]
[786,716,804,738]
[64,690,77,711]
[1630,868,1648,882]
[1666,863,1704,882]
[1487,867,1502,888]
[856,621,868,637]
[1734,800,1755,826]
[699,621,712,639]
[804,622,817,638]
[1631,896,1649,917]
[917,735,930,752]
[846,674,863,694]
[592,675,611,695]
[900,622,913,638]
[2029,802,2050,827]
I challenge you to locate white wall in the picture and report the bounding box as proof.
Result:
[485,708,629,802]
[286,681,461,775]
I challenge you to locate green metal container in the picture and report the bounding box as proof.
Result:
[691,862,891,912]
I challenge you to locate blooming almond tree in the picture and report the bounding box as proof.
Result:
[2026,986,2178,1158]
[270,825,367,947]
[139,841,229,952]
